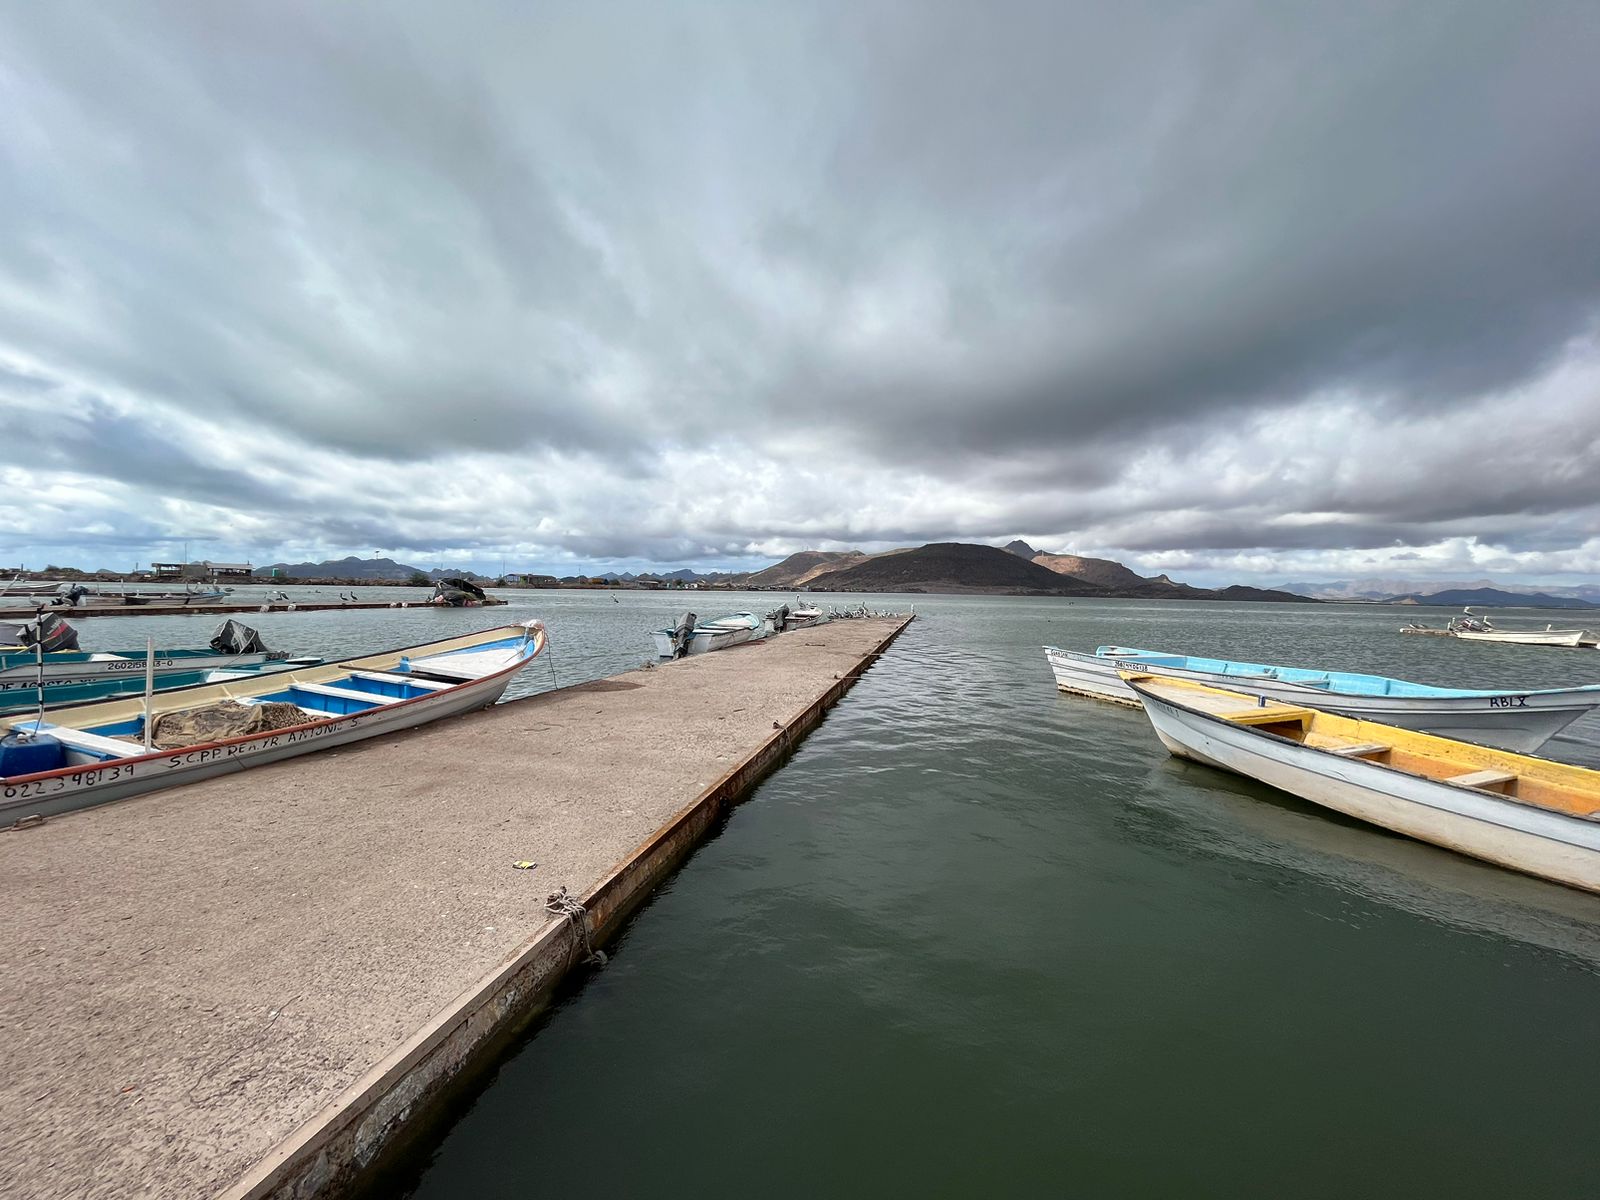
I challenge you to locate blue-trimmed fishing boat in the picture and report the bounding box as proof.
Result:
[1045,644,1600,753]
[0,622,547,821]
[0,620,295,694]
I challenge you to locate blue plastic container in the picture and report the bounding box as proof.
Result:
[0,732,65,778]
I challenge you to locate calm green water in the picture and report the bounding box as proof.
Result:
[69,591,1600,1196]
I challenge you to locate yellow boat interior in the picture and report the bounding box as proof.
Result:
[1124,673,1600,821]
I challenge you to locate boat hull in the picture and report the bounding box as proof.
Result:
[1453,628,1589,647]
[1136,685,1600,894]
[0,651,270,691]
[1044,647,1600,752]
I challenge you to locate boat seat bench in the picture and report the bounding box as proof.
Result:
[1331,742,1390,758]
[1445,768,1517,790]
[350,671,452,691]
[289,682,389,706]
[31,725,143,761]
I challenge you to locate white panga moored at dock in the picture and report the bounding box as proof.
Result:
[1125,673,1600,895]
[651,612,766,658]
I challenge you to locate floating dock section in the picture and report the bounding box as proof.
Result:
[1,616,911,1200]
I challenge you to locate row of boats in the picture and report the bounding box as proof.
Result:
[649,602,904,658]
[3,581,234,607]
[0,598,903,822]
[1047,644,1600,893]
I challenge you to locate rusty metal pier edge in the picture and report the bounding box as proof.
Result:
[218,615,914,1200]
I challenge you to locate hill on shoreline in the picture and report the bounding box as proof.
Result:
[797,542,1313,601]
[807,543,1094,594]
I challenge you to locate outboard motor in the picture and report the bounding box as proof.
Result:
[12,611,79,652]
[53,584,89,608]
[766,604,790,634]
[210,619,269,655]
[670,611,697,659]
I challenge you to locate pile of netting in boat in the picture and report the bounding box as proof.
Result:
[128,700,307,751]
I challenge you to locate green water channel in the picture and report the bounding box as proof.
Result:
[62,591,1600,1196]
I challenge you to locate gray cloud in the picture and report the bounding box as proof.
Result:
[2,1,1599,579]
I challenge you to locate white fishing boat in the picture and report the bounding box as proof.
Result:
[0,622,547,821]
[1125,673,1600,894]
[1442,610,1597,647]
[650,611,765,658]
[784,602,828,630]
[1044,644,1600,752]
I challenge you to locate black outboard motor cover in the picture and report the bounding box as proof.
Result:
[10,611,79,652]
[210,619,269,655]
[670,611,697,659]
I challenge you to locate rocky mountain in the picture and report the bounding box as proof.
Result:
[1003,539,1039,559]
[1032,552,1152,590]
[806,543,1093,594]
[745,550,869,588]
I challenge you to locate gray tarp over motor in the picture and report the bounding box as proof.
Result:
[210,619,269,655]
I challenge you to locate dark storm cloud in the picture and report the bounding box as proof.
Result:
[2,0,1600,572]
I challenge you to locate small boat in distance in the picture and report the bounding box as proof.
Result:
[1043,644,1600,752]
[651,612,765,658]
[1124,673,1600,894]
[1448,610,1597,647]
[1401,609,1599,646]
[0,622,547,821]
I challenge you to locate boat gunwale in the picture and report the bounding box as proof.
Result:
[0,626,540,787]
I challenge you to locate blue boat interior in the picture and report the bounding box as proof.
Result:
[2,629,542,779]
[1095,645,1600,699]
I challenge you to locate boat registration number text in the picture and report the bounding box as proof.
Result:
[1488,695,1530,708]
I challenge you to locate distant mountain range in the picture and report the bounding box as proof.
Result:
[255,556,434,581]
[1387,588,1598,609]
[1275,577,1600,607]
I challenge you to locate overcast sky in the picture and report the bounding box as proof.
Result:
[3,1,1599,584]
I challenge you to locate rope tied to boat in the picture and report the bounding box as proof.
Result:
[545,886,607,967]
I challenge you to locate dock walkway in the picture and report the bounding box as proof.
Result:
[2,617,910,1199]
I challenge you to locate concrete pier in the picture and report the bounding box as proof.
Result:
[1,616,910,1199]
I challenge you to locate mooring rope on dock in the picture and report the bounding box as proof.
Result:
[545,886,607,967]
